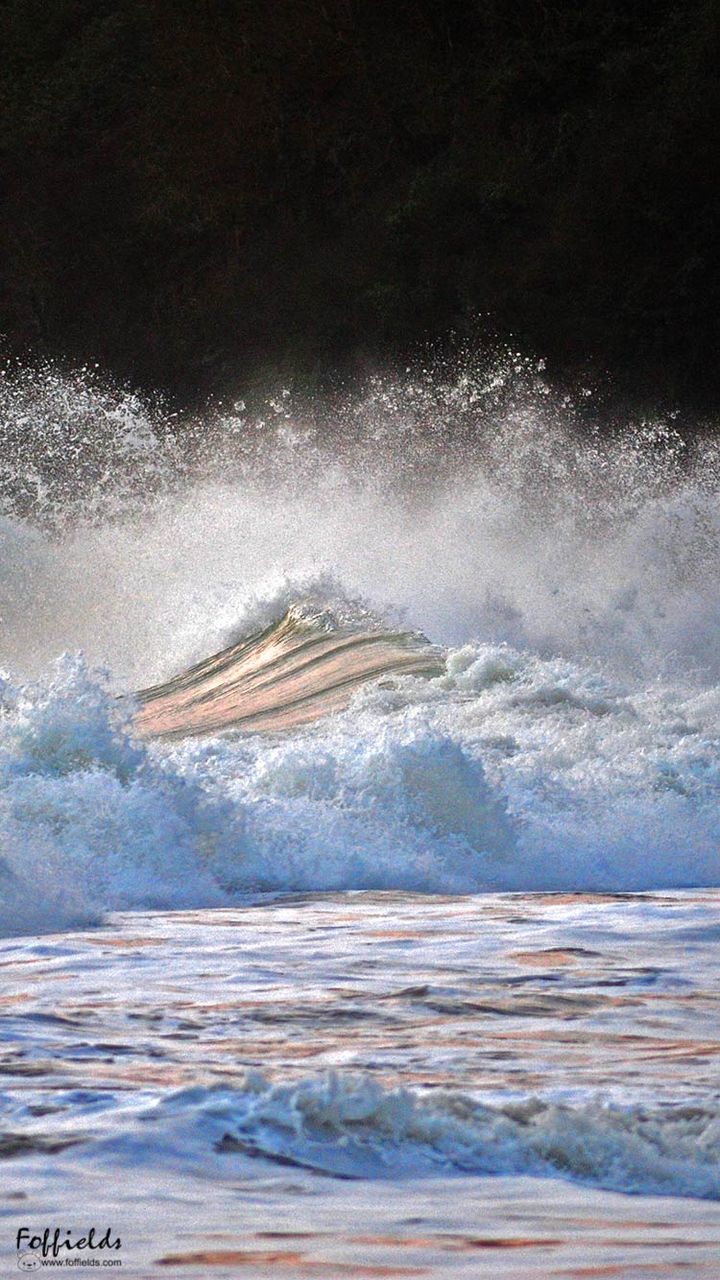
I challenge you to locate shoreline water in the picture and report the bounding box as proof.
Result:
[1,891,719,1276]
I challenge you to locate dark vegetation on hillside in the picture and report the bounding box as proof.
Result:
[1,0,718,407]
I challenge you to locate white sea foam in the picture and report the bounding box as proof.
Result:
[0,658,229,935]
[0,621,717,936]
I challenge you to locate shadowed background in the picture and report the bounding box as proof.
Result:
[1,0,719,407]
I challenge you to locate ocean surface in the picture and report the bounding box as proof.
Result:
[1,361,719,1276]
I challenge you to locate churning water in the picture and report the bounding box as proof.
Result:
[1,357,719,1275]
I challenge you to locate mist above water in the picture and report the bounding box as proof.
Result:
[1,353,719,690]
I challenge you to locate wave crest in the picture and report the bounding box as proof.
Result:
[143,1070,720,1199]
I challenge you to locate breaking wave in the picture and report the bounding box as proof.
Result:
[110,1070,720,1200]
[0,598,718,936]
[0,357,719,934]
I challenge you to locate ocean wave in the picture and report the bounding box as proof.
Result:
[1,349,718,936]
[125,1070,720,1200]
[0,605,718,937]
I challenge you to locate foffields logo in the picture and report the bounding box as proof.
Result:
[15,1228,122,1269]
